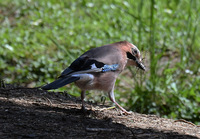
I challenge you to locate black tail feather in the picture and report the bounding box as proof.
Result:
[41,77,80,90]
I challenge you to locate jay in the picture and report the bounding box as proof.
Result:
[42,41,145,114]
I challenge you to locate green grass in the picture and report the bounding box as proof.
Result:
[0,0,200,124]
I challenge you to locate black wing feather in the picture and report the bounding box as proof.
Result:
[42,76,80,90]
[60,56,105,77]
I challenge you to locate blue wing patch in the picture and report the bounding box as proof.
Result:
[102,64,119,72]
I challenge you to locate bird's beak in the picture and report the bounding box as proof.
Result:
[135,59,145,71]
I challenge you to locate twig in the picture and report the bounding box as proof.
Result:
[86,127,127,132]
[42,97,53,106]
[61,103,79,107]
[174,119,200,127]
[99,106,116,111]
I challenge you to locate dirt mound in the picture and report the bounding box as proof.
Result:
[0,84,199,138]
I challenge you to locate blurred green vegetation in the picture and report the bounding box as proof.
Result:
[0,0,200,124]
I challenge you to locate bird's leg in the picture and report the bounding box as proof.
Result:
[108,90,131,115]
[81,90,86,112]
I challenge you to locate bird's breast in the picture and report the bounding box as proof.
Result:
[73,73,95,90]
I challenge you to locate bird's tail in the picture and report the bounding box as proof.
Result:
[41,76,80,90]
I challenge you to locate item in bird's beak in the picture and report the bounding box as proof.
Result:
[136,60,146,71]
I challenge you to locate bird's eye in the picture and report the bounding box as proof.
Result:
[132,48,138,54]
[134,50,137,54]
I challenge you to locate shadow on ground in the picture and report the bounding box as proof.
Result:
[0,84,199,139]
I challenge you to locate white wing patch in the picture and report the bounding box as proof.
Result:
[90,63,97,69]
[72,74,94,81]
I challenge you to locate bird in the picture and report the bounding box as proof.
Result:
[42,41,145,114]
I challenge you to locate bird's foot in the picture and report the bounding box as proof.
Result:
[122,110,132,115]
[81,105,87,114]
[117,109,132,115]
[81,105,93,115]
[112,101,132,115]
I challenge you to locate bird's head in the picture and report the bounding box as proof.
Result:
[123,41,146,71]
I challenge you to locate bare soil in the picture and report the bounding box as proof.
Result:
[0,84,199,139]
